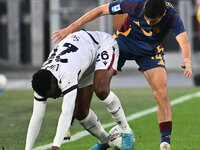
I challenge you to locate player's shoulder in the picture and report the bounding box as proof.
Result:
[165,1,174,9]
[163,2,183,27]
[164,1,180,20]
[118,0,146,6]
[165,1,178,14]
[120,0,145,3]
[87,31,113,41]
[94,31,112,38]
[92,31,117,46]
[110,0,145,5]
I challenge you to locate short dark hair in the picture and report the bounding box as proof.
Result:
[144,0,166,18]
[32,69,52,97]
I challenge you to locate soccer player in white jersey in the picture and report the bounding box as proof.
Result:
[25,30,134,150]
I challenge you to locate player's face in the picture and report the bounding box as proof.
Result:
[144,10,166,26]
[46,76,61,99]
[144,15,162,26]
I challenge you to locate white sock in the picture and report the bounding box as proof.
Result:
[79,109,109,144]
[102,91,131,133]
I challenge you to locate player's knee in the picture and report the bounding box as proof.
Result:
[153,86,168,102]
[75,113,88,121]
[94,84,109,100]
[74,108,89,121]
[95,89,109,100]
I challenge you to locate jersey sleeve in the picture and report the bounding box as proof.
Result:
[25,99,46,150]
[52,89,77,147]
[34,92,47,101]
[59,71,78,96]
[109,0,123,15]
[109,0,143,15]
[166,8,185,36]
[171,15,185,37]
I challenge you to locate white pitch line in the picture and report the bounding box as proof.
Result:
[33,91,200,150]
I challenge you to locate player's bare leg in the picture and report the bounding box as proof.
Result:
[74,85,110,149]
[74,85,94,120]
[94,69,130,130]
[92,69,134,150]
[143,67,172,149]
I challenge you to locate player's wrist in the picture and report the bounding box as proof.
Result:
[183,58,191,64]
[51,146,59,150]
[70,22,79,32]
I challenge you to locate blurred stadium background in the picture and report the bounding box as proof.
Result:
[0,0,200,89]
[0,1,200,149]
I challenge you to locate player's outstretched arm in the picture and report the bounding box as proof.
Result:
[51,3,110,44]
[176,31,192,78]
[51,89,77,149]
[25,99,47,150]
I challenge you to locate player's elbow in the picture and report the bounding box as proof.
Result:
[97,3,110,16]
[176,32,190,45]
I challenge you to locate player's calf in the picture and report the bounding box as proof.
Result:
[79,109,109,144]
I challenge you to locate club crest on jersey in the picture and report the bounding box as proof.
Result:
[153,27,161,34]
[112,4,121,13]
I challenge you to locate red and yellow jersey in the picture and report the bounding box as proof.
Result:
[109,0,185,59]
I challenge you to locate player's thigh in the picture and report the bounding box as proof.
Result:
[94,39,118,93]
[95,38,119,73]
[94,69,113,91]
[143,67,167,90]
[74,84,94,120]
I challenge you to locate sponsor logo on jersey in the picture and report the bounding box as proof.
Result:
[112,4,121,13]
[103,61,108,66]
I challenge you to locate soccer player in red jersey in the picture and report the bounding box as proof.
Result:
[52,0,192,149]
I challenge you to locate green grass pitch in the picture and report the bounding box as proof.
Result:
[0,87,200,150]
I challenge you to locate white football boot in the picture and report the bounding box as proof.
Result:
[160,142,170,150]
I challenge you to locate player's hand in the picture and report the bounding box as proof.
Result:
[51,146,59,150]
[51,24,76,44]
[181,58,192,78]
